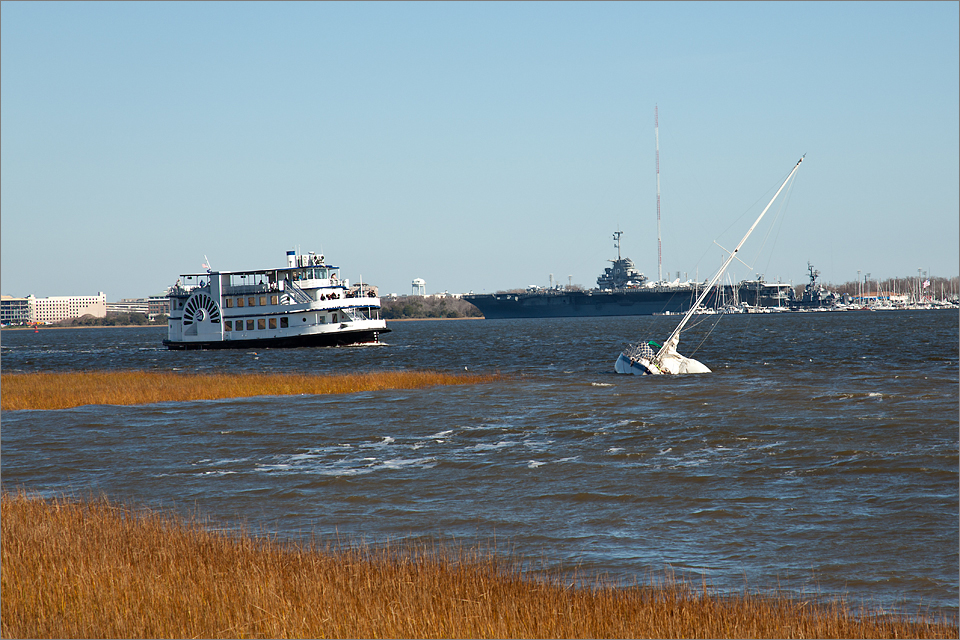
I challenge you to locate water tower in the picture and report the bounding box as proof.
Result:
[411,278,426,296]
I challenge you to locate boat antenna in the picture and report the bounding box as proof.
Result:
[655,155,805,365]
[655,105,663,284]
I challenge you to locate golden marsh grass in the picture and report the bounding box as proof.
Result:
[2,491,955,639]
[0,370,502,411]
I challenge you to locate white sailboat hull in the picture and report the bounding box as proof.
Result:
[614,352,711,375]
[662,353,712,374]
[615,332,712,375]
[615,353,657,375]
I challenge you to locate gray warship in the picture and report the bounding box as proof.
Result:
[464,232,793,319]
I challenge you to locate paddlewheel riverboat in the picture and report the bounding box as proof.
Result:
[163,250,389,350]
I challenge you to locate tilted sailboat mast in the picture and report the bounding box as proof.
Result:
[651,155,805,368]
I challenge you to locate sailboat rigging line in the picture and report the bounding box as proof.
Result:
[653,156,804,366]
[687,313,724,358]
[751,179,792,270]
[689,164,796,276]
[761,173,800,278]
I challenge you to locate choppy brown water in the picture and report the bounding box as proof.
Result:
[2,310,957,612]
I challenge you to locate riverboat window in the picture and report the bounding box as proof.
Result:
[246,319,255,331]
[225,298,233,308]
[268,318,277,329]
[236,298,244,307]
[332,313,338,322]
[258,319,266,330]
[248,297,256,307]
[271,295,279,305]
[233,320,242,331]
[224,322,232,331]
[280,317,288,328]
[259,296,267,306]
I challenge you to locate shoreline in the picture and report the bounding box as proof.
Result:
[2,491,955,639]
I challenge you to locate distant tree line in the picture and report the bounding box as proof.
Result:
[57,313,168,327]
[380,296,482,319]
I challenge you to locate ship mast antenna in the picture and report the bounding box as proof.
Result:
[655,105,663,284]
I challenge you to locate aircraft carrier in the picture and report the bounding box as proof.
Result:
[463,233,793,319]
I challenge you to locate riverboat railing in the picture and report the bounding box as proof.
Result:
[282,279,313,305]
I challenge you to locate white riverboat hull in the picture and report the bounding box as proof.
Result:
[163,324,388,350]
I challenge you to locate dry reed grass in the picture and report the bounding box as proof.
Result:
[0,370,502,411]
[2,491,955,639]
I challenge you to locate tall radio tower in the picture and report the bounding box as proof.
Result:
[655,105,663,283]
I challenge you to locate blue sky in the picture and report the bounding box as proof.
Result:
[2,1,957,300]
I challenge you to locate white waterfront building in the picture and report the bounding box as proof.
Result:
[0,296,31,325]
[1,293,107,325]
